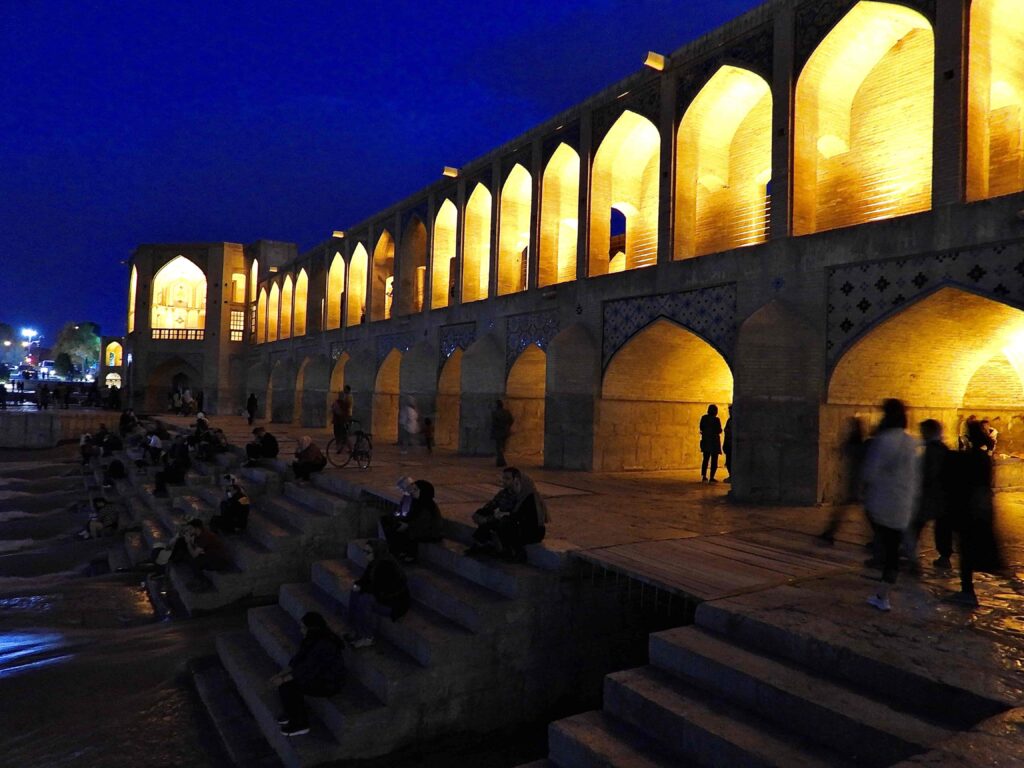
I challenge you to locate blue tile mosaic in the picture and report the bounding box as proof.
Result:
[506,310,560,374]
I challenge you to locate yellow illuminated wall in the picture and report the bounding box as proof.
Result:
[249,260,259,302]
[127,265,137,334]
[436,348,462,448]
[280,276,293,340]
[505,345,545,460]
[676,66,772,259]
[347,244,368,327]
[106,341,123,367]
[589,110,660,276]
[398,217,427,315]
[326,253,344,330]
[294,269,308,336]
[257,288,267,343]
[371,231,395,321]
[463,184,492,303]
[150,255,207,331]
[967,0,1024,201]
[268,283,280,342]
[432,200,457,309]
[794,1,934,235]
[497,164,532,295]
[373,349,401,443]
[539,143,580,287]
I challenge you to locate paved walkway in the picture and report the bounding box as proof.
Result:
[163,414,1024,714]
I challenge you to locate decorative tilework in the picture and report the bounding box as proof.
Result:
[827,240,1024,364]
[506,310,560,374]
[439,322,476,371]
[375,332,415,365]
[602,284,738,368]
[330,342,348,362]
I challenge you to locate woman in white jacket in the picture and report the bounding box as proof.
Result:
[861,399,921,611]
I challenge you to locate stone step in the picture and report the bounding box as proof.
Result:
[417,538,552,600]
[345,542,520,633]
[238,465,283,493]
[649,626,950,766]
[604,665,851,768]
[283,482,349,516]
[547,711,676,768]
[514,761,555,768]
[217,631,390,768]
[442,517,573,572]
[258,495,329,533]
[309,559,481,667]
[122,530,148,566]
[248,603,423,707]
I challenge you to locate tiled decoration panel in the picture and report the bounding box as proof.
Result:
[375,332,415,365]
[439,322,476,371]
[602,283,738,368]
[506,310,560,374]
[827,240,1024,364]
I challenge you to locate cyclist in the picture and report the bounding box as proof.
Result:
[330,385,354,453]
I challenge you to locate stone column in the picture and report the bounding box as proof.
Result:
[576,108,593,281]
[769,2,795,239]
[931,0,968,208]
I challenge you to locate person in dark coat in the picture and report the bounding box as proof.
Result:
[906,419,951,574]
[210,475,250,534]
[493,467,548,562]
[490,400,514,468]
[699,404,723,483]
[271,612,346,737]
[345,539,410,648]
[154,436,190,496]
[379,479,443,563]
[245,427,279,465]
[246,393,258,426]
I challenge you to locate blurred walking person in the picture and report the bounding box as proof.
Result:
[905,419,951,574]
[820,416,867,544]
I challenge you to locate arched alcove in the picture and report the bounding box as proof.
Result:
[268,283,280,343]
[432,199,457,309]
[105,341,123,367]
[144,356,201,412]
[326,253,345,330]
[539,143,580,288]
[347,244,369,327]
[398,217,428,316]
[371,231,395,321]
[280,276,294,340]
[294,269,308,336]
[497,164,532,296]
[257,288,268,343]
[463,184,492,303]
[127,265,138,334]
[373,349,402,443]
[506,345,546,461]
[150,256,207,335]
[437,348,463,449]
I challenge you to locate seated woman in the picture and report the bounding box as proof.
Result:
[379,479,443,563]
[345,539,410,648]
[167,518,232,591]
[292,436,327,481]
[494,467,548,562]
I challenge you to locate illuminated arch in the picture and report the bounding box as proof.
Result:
[105,372,122,389]
[373,348,402,442]
[967,0,1024,201]
[105,341,123,367]
[589,110,661,276]
[436,348,462,449]
[127,265,138,334]
[268,283,280,342]
[676,66,772,259]
[294,269,308,336]
[794,1,934,235]
[432,199,457,309]
[463,184,492,303]
[505,345,546,460]
[398,217,427,315]
[249,259,259,302]
[257,287,267,343]
[597,319,733,471]
[150,255,207,332]
[347,244,369,326]
[539,144,580,287]
[326,253,344,330]
[497,164,532,296]
[280,276,294,340]
[371,230,395,321]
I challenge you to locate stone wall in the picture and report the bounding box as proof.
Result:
[0,411,113,449]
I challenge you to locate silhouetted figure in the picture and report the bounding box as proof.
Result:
[862,399,920,612]
[0,383,6,410]
[245,427,279,465]
[330,386,353,447]
[820,417,867,544]
[271,612,346,737]
[492,467,548,562]
[346,539,410,648]
[491,400,514,467]
[210,475,250,534]
[292,435,326,481]
[246,393,258,425]
[699,404,723,483]
[422,417,434,454]
[906,419,951,574]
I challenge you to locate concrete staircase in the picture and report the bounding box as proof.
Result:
[528,600,1007,768]
[217,532,574,767]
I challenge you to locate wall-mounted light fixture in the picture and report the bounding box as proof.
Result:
[442,166,459,178]
[332,230,345,238]
[644,51,667,71]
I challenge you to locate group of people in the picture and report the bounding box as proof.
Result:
[244,426,326,482]
[826,399,1004,611]
[169,386,203,416]
[0,380,113,410]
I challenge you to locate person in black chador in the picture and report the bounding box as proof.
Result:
[699,404,723,483]
[271,611,346,737]
[245,427,279,466]
[345,539,410,648]
[379,478,443,563]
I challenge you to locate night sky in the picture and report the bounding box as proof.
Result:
[1,0,762,341]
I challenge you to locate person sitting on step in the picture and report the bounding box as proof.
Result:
[153,436,190,497]
[210,475,250,534]
[379,478,443,563]
[244,427,279,466]
[292,435,326,482]
[167,518,232,592]
[345,539,410,648]
[465,471,518,556]
[492,467,548,562]
[271,611,347,737]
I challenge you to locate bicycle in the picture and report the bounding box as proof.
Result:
[326,420,373,469]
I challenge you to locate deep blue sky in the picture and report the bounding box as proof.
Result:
[1,0,762,340]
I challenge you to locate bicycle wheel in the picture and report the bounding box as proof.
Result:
[355,436,372,469]
[326,437,352,468]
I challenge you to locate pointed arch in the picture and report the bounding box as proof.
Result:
[794,1,934,235]
[497,164,532,296]
[294,269,308,336]
[432,199,458,309]
[463,184,492,303]
[326,253,345,330]
[539,143,580,287]
[506,344,546,461]
[398,216,428,316]
[436,348,463,449]
[249,259,259,302]
[373,349,402,443]
[127,265,138,334]
[105,341,123,367]
[268,283,280,342]
[675,65,772,259]
[371,230,395,321]
[280,276,294,340]
[257,288,268,343]
[347,244,369,327]
[150,255,207,332]
[589,110,660,276]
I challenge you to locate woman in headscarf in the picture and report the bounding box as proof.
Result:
[346,538,410,648]
[292,435,326,481]
[494,466,548,562]
[271,611,347,737]
[380,479,443,563]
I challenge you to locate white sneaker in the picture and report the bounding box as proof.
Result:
[351,637,374,649]
[867,594,891,612]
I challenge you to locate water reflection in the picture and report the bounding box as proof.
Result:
[0,631,73,679]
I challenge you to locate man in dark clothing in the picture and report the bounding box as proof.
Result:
[271,612,346,737]
[245,427,279,465]
[490,400,514,467]
[154,436,190,496]
[493,467,547,562]
[210,475,250,534]
[699,404,723,483]
[246,393,258,426]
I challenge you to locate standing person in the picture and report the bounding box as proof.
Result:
[820,416,867,544]
[491,400,514,468]
[171,389,183,414]
[422,417,434,454]
[906,419,951,574]
[698,404,723,483]
[270,612,347,737]
[246,392,258,425]
[399,397,420,454]
[330,387,353,451]
[722,407,733,483]
[345,539,410,648]
[292,436,326,481]
[0,383,6,410]
[862,399,921,612]
[946,420,1004,606]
